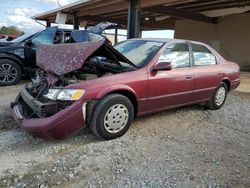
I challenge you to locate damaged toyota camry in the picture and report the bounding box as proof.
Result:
[11,32,240,140]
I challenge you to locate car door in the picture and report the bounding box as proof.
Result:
[147,42,194,112]
[24,27,57,67]
[191,43,223,102]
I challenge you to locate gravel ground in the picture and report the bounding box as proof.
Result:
[0,81,249,188]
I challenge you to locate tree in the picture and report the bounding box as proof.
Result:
[0,26,24,35]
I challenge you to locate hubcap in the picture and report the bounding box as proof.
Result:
[0,64,17,83]
[104,104,129,134]
[215,87,226,106]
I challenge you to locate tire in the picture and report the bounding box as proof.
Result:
[206,82,228,110]
[90,94,134,140]
[0,59,21,86]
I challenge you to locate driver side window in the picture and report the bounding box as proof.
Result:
[158,43,190,68]
[32,27,56,45]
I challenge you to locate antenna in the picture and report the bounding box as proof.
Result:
[57,0,62,7]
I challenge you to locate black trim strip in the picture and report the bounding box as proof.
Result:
[148,86,216,101]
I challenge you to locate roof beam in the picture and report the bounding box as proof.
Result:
[189,2,250,11]
[178,0,250,10]
[143,5,218,24]
[77,15,175,30]
[75,0,191,17]
[174,0,228,9]
[173,0,228,9]
[102,11,155,19]
[76,1,128,17]
[140,0,190,7]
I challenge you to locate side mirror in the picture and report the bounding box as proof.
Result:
[25,39,32,46]
[151,62,172,72]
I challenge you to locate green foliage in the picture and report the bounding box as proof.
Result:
[0,26,24,35]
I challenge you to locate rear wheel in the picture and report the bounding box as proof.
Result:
[90,94,134,140]
[0,59,21,86]
[206,82,228,110]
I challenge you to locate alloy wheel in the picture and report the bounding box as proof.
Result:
[0,64,18,84]
[215,87,226,106]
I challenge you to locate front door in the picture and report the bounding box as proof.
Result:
[147,43,194,113]
[24,27,57,67]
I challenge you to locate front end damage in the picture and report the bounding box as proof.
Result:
[10,70,86,139]
[11,33,136,139]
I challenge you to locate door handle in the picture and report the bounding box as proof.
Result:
[186,75,193,80]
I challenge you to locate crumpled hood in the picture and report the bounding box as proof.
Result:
[36,39,136,76]
[36,40,104,76]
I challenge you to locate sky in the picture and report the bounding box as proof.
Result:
[0,0,174,38]
[0,0,78,33]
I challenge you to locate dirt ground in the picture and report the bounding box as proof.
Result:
[0,74,249,188]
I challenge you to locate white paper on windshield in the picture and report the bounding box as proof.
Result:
[145,42,163,46]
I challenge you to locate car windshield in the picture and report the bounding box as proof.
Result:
[114,40,164,67]
[11,33,34,43]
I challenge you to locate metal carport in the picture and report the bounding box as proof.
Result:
[32,0,250,70]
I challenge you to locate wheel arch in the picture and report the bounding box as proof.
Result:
[222,79,230,91]
[96,86,138,117]
[107,90,138,117]
[0,53,24,73]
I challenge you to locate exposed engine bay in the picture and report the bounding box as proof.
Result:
[60,56,122,86]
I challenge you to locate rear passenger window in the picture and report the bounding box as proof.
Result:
[158,43,190,68]
[192,44,216,66]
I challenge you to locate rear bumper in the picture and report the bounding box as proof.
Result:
[230,79,240,91]
[11,91,86,139]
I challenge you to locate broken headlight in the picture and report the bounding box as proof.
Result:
[44,89,85,101]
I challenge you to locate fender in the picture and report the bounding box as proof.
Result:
[222,76,230,82]
[81,84,138,124]
[0,53,25,71]
[96,84,138,99]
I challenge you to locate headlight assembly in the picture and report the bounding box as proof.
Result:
[44,89,85,101]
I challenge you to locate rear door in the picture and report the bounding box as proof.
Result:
[147,42,194,112]
[191,43,223,102]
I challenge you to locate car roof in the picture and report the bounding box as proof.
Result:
[129,38,206,45]
[57,28,73,32]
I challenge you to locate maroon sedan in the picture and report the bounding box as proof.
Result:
[11,36,240,140]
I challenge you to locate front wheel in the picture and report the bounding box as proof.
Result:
[90,94,134,140]
[0,59,22,86]
[206,82,228,110]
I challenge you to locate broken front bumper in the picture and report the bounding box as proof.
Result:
[11,87,86,139]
